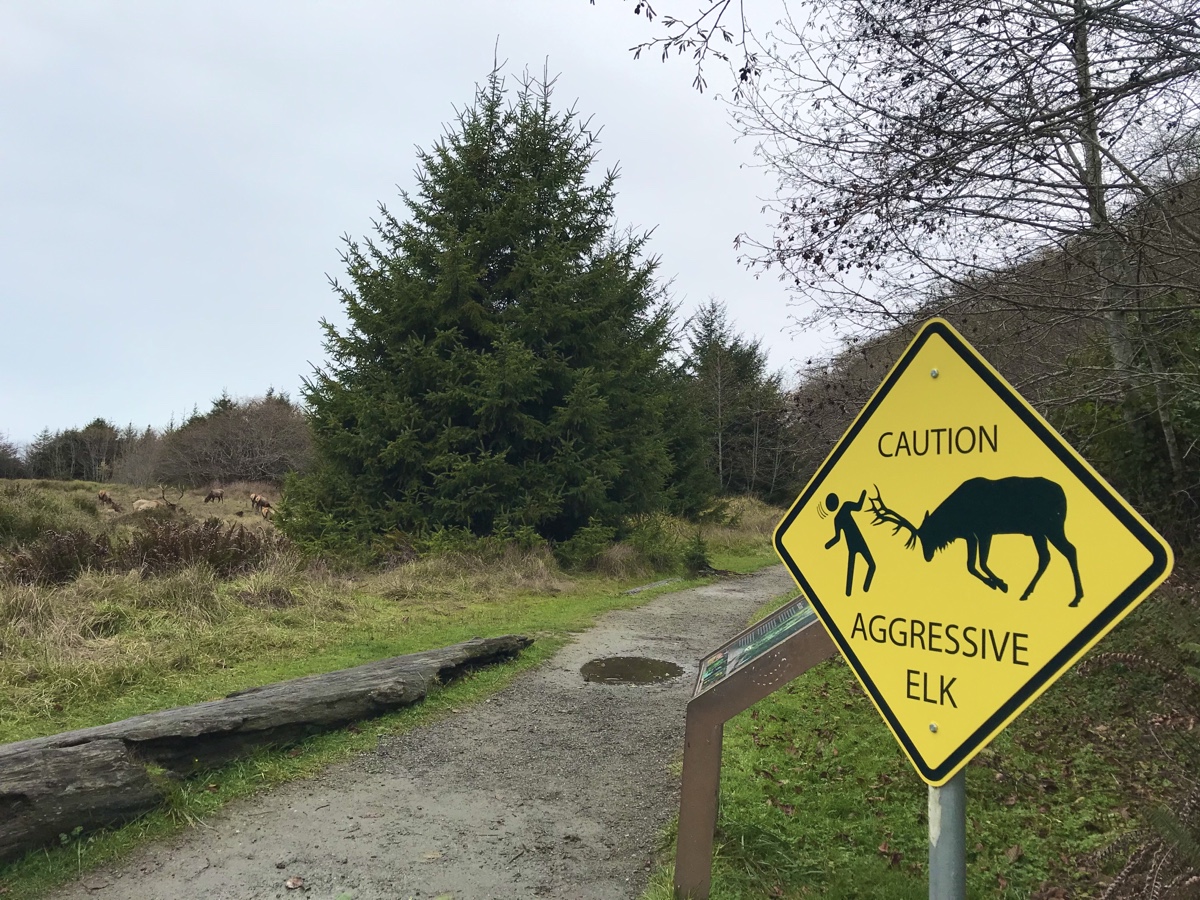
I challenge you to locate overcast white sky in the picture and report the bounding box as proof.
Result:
[1,1,829,445]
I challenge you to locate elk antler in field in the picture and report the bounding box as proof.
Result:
[158,485,185,511]
[869,486,919,549]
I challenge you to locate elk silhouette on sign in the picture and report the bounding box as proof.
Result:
[869,476,1084,607]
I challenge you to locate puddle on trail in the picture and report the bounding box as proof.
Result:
[580,656,685,685]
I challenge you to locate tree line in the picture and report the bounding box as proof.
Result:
[1,391,313,487]
[15,17,1199,558]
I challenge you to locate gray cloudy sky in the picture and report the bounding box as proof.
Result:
[1,1,827,445]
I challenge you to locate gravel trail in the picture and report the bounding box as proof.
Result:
[46,566,795,900]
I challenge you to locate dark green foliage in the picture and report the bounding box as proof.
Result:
[553,520,618,570]
[284,68,710,550]
[682,529,712,575]
[624,514,683,572]
[686,300,799,504]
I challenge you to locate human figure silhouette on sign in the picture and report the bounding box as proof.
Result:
[824,490,876,596]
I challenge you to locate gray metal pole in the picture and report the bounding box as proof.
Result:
[928,770,966,900]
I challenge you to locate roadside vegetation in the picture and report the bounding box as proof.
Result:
[0,478,777,894]
[642,571,1200,899]
[0,482,777,745]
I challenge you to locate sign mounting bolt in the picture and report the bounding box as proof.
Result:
[929,722,939,733]
[930,368,940,379]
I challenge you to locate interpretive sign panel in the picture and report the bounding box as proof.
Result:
[693,596,817,697]
[774,318,1173,785]
[675,596,835,899]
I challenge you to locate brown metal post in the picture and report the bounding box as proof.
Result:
[675,717,723,899]
[674,614,836,899]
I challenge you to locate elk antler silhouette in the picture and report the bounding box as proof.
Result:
[868,486,919,549]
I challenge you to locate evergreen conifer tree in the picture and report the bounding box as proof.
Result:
[283,69,708,547]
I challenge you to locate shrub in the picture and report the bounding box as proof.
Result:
[593,543,656,580]
[682,530,712,576]
[123,518,282,578]
[624,514,682,571]
[155,391,312,486]
[0,518,286,585]
[2,529,113,585]
[554,520,618,570]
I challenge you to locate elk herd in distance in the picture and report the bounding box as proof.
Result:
[96,487,276,520]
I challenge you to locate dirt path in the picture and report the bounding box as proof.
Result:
[47,567,796,900]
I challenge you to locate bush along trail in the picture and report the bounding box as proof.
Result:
[36,568,797,900]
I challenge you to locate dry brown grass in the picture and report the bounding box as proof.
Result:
[0,556,364,740]
[114,481,279,531]
[592,543,657,580]
[367,544,573,603]
[702,496,783,553]
[0,481,784,747]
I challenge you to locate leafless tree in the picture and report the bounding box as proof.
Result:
[109,426,162,486]
[155,392,312,486]
[593,0,758,92]
[727,0,1200,349]
[0,433,24,479]
[610,0,1200,494]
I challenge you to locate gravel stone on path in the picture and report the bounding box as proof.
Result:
[45,566,797,900]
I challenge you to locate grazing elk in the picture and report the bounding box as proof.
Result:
[96,490,122,512]
[869,477,1083,607]
[261,505,274,521]
[204,488,224,503]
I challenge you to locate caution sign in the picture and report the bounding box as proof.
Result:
[774,319,1173,785]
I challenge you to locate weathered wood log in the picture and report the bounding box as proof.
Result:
[0,740,163,861]
[0,634,531,863]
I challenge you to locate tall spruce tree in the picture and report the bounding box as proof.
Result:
[283,69,707,547]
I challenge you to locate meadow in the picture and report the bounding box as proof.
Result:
[0,480,1196,898]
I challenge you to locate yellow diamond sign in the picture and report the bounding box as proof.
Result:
[774,319,1173,785]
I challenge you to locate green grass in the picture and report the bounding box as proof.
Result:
[0,569,719,898]
[0,642,559,898]
[0,484,787,897]
[643,572,1200,900]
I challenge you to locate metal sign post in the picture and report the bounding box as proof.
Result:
[928,771,966,900]
[674,598,836,899]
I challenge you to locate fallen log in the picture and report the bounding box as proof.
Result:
[0,634,531,863]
